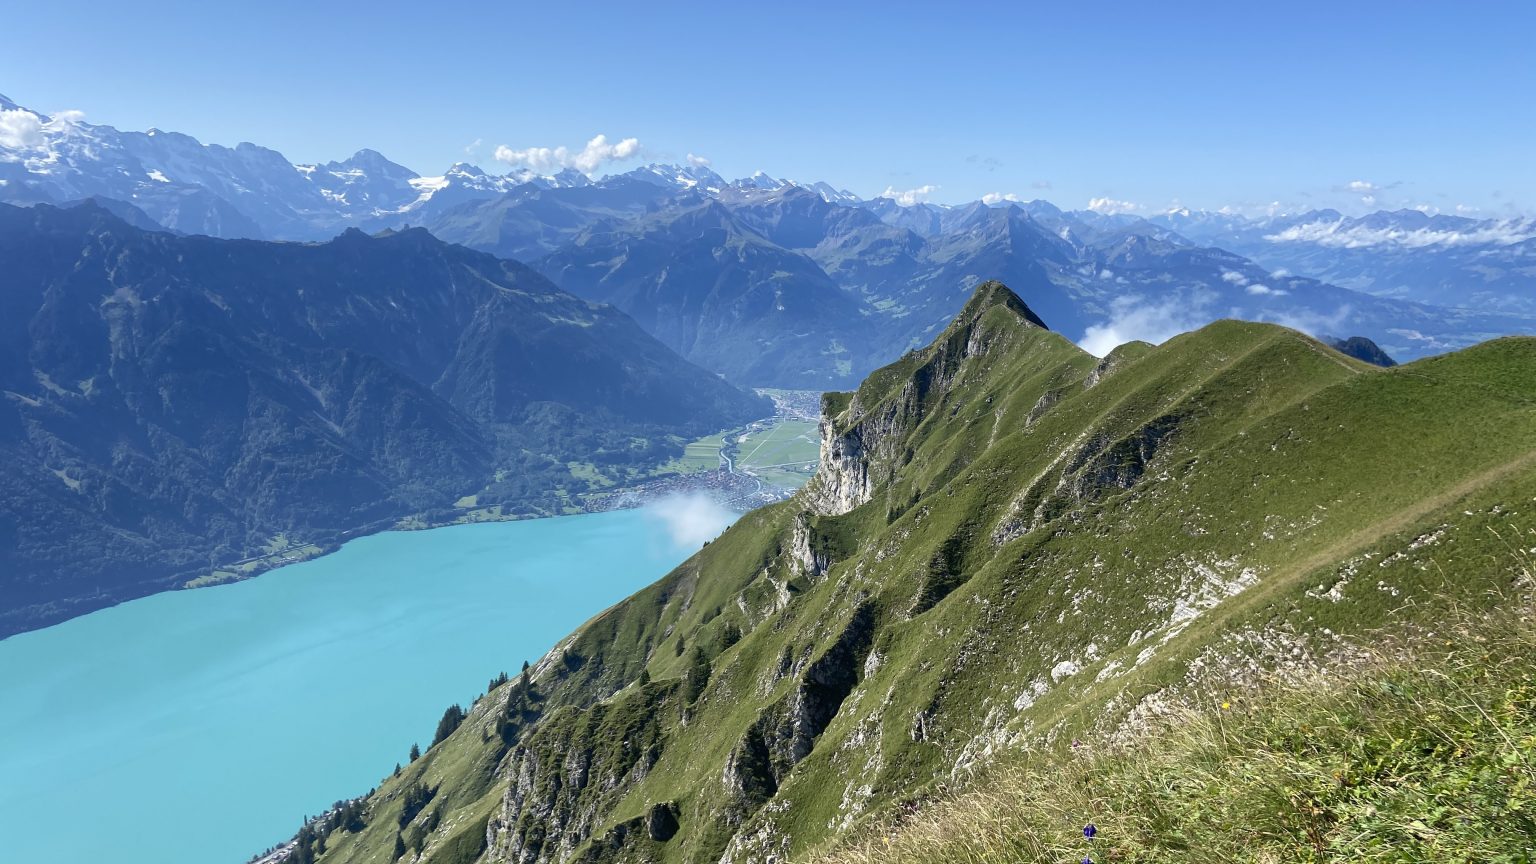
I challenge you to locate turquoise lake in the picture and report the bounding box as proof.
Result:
[0,508,719,864]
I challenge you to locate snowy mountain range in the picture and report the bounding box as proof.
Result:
[0,94,856,239]
[3,91,1533,367]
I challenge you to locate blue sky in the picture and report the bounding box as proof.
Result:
[4,0,1533,215]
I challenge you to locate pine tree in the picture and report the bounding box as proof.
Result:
[683,647,711,704]
[397,781,435,828]
[431,703,465,748]
[393,831,406,860]
[408,742,420,762]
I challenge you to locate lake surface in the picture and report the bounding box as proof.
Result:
[0,508,721,864]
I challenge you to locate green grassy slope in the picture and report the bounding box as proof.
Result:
[283,281,1536,864]
[812,602,1536,863]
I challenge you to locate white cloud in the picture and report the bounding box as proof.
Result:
[1077,290,1215,356]
[1245,283,1288,297]
[0,109,46,149]
[1264,304,1353,337]
[981,192,1021,205]
[643,493,734,548]
[493,133,642,175]
[464,137,482,156]
[686,153,711,168]
[1337,179,1403,208]
[1265,218,1536,249]
[880,184,938,206]
[1387,328,1453,350]
[1086,196,1142,215]
[1220,270,1249,286]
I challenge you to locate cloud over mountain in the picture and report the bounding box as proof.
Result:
[493,133,642,174]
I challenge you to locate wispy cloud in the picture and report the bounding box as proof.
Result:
[881,184,938,206]
[493,133,642,174]
[981,192,1021,205]
[463,137,483,157]
[643,494,734,548]
[1077,289,1215,356]
[1245,283,1288,297]
[685,153,711,167]
[1265,218,1536,249]
[1333,178,1404,208]
[1263,304,1353,337]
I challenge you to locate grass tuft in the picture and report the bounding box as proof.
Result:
[811,605,1536,864]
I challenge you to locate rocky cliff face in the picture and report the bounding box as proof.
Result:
[804,283,1049,517]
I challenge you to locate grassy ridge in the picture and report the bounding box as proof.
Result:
[280,283,1536,864]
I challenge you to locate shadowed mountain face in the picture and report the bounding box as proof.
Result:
[275,282,1536,864]
[0,202,768,636]
[537,199,871,387]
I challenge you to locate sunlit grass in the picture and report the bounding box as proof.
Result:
[811,597,1536,864]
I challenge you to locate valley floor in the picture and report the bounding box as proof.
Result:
[192,392,824,594]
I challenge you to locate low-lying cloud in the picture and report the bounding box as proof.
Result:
[0,108,46,149]
[1265,218,1536,249]
[643,493,735,549]
[1077,289,1215,356]
[493,133,642,175]
[0,107,84,152]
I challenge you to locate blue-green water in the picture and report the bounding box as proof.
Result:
[0,509,714,864]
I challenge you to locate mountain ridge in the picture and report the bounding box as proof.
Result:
[269,281,1536,864]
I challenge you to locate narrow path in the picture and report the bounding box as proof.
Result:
[1277,447,1536,586]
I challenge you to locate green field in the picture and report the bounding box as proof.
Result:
[734,419,820,488]
[735,420,819,468]
[656,432,727,475]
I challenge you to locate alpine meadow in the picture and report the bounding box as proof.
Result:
[2,3,1534,863]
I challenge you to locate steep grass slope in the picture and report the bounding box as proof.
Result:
[813,601,1536,863]
[278,281,1536,864]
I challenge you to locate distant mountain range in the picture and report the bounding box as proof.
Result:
[0,201,766,636]
[1147,207,1536,315]
[3,92,1533,385]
